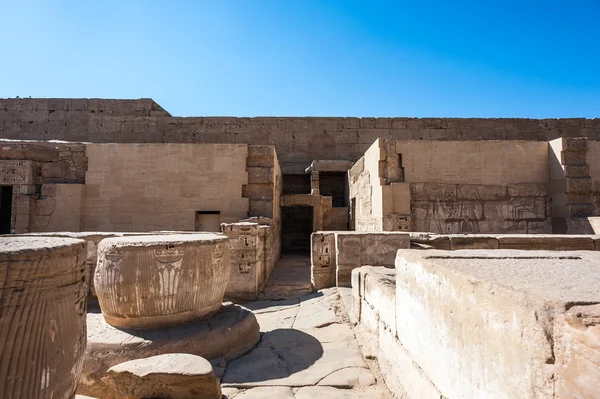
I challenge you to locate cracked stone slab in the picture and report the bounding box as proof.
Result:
[294,386,389,398]
[293,289,340,329]
[244,298,300,314]
[223,386,295,398]
[222,324,372,387]
[317,366,376,387]
[255,306,299,332]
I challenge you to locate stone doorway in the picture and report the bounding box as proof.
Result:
[281,206,313,253]
[0,186,13,234]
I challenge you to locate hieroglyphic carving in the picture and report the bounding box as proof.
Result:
[411,183,549,234]
[0,160,34,185]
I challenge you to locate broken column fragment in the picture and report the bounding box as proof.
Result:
[95,234,230,329]
[0,236,87,399]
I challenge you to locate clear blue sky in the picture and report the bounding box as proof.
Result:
[1,1,599,118]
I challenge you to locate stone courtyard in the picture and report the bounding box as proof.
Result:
[0,98,599,398]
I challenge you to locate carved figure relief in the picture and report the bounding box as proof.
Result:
[153,246,185,314]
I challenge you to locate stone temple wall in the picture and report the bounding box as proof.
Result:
[588,141,600,214]
[0,140,87,232]
[349,139,554,234]
[1,98,599,174]
[0,140,282,235]
[82,143,250,232]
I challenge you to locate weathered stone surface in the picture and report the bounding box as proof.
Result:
[106,354,221,399]
[79,303,259,398]
[0,237,87,399]
[395,249,600,399]
[497,234,595,250]
[95,234,230,329]
[554,304,600,399]
[448,234,499,250]
[295,386,389,399]
[222,386,295,398]
[222,323,372,388]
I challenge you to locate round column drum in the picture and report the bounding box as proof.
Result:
[0,237,87,399]
[95,234,230,329]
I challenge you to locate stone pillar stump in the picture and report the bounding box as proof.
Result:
[0,236,87,399]
[95,234,230,329]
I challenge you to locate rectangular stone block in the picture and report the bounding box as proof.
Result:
[362,266,396,333]
[507,182,547,197]
[562,150,587,166]
[409,233,451,250]
[497,235,595,251]
[448,235,499,250]
[395,249,600,399]
[564,165,590,178]
[378,322,442,399]
[360,233,410,266]
[563,137,588,152]
[456,184,506,201]
[335,233,362,268]
[247,167,274,184]
[566,177,594,194]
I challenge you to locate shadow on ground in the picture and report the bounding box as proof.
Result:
[222,328,323,384]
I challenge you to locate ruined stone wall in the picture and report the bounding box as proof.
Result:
[0,140,87,232]
[588,141,600,214]
[1,99,599,174]
[348,140,384,231]
[410,182,550,234]
[244,145,282,265]
[349,139,552,234]
[396,140,548,184]
[81,143,249,231]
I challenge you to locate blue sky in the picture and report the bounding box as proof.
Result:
[1,1,599,117]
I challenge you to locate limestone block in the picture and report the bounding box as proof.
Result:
[378,322,441,399]
[456,184,506,200]
[395,249,600,399]
[310,232,336,290]
[565,178,593,194]
[361,266,396,334]
[95,234,230,329]
[562,150,587,166]
[448,234,499,250]
[0,237,87,399]
[107,354,221,399]
[360,233,410,265]
[507,182,547,197]
[563,137,589,152]
[335,233,362,268]
[222,222,263,300]
[408,233,451,250]
[554,304,600,398]
[564,165,590,178]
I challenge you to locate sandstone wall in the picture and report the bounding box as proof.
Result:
[348,140,385,231]
[588,141,600,214]
[349,139,552,234]
[1,98,599,174]
[0,140,87,232]
[396,140,548,184]
[81,143,249,231]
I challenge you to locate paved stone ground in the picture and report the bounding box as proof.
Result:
[221,255,392,398]
[260,254,313,300]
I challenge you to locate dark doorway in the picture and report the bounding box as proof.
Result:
[0,186,13,234]
[281,206,313,253]
[319,172,346,207]
[283,174,311,195]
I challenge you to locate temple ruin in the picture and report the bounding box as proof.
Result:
[0,97,599,398]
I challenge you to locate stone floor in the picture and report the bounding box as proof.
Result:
[221,255,392,398]
[260,254,313,299]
